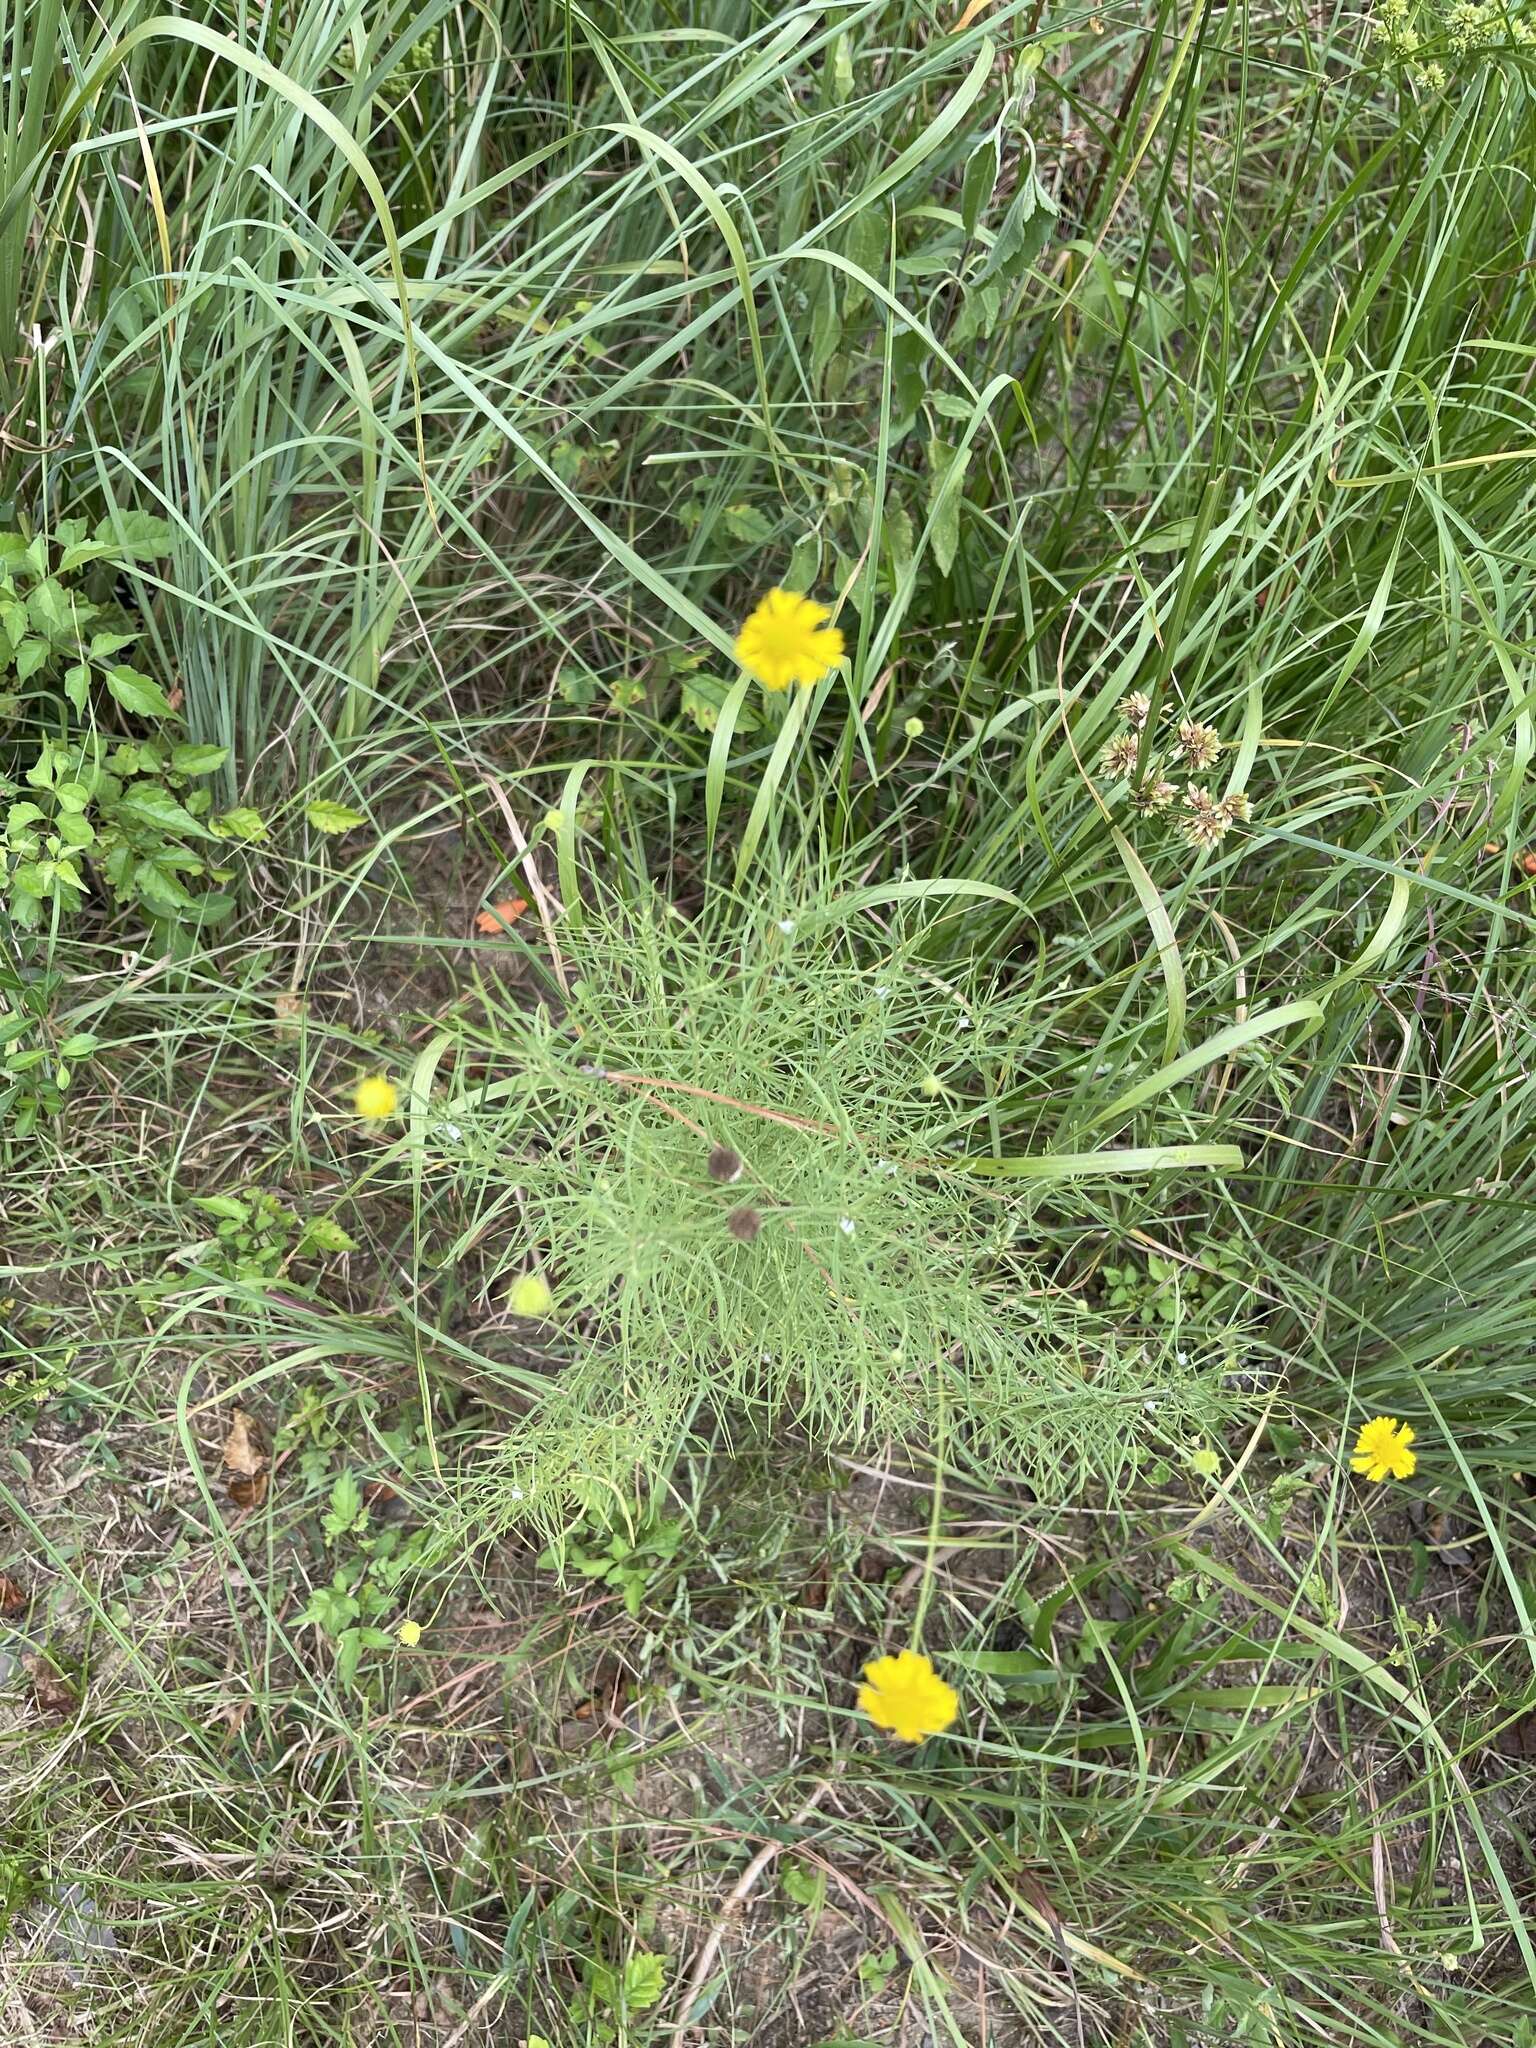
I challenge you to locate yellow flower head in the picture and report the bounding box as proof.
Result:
[1351,1415,1417,1483]
[508,1271,554,1318]
[396,1618,422,1648]
[353,1074,398,1121]
[734,588,845,692]
[857,1648,958,1743]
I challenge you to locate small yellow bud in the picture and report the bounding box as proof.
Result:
[542,808,564,833]
[919,1073,942,1098]
[509,1272,555,1318]
[353,1074,398,1121]
[903,716,924,739]
[396,1618,422,1648]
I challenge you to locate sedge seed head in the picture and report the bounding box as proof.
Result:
[727,1205,762,1242]
[708,1145,744,1184]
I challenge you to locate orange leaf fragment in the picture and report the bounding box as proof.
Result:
[475,897,529,936]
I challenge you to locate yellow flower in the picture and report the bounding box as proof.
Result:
[509,1272,554,1318]
[857,1648,958,1743]
[396,1618,422,1648]
[734,588,845,692]
[1350,1415,1417,1483]
[353,1074,398,1121]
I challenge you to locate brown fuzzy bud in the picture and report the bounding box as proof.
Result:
[726,1206,762,1242]
[709,1145,744,1184]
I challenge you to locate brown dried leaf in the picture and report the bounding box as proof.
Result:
[223,1408,271,1509]
[1495,1711,1536,1759]
[224,1408,268,1476]
[23,1652,76,1716]
[0,1573,26,1616]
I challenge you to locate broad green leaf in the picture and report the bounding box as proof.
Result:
[978,165,1058,285]
[723,501,775,545]
[120,784,203,836]
[93,511,173,558]
[305,799,367,835]
[682,673,761,734]
[298,1215,358,1255]
[14,638,48,683]
[555,667,598,708]
[961,135,999,238]
[57,538,121,574]
[132,857,195,914]
[842,207,887,325]
[212,807,268,842]
[926,438,969,578]
[170,743,229,777]
[810,272,842,386]
[106,664,173,718]
[26,578,73,641]
[620,1954,667,2011]
[90,630,139,659]
[56,812,95,849]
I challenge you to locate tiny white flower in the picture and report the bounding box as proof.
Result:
[874,983,891,999]
[1176,1350,1189,1365]
[838,1217,856,1236]
[510,1486,525,1501]
[436,1121,463,1143]
[956,1014,973,1031]
[777,917,796,935]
